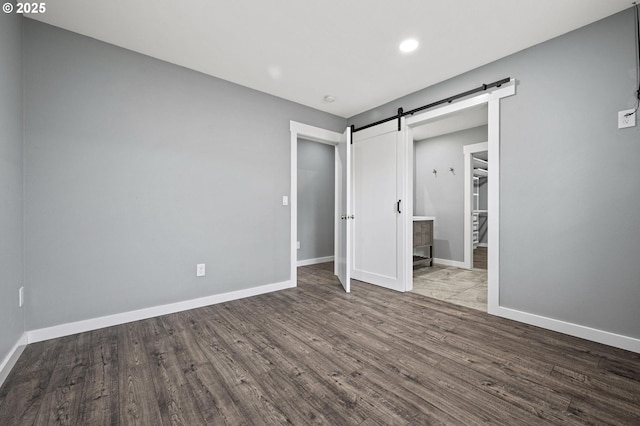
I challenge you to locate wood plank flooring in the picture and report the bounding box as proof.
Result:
[473,246,487,270]
[1,262,639,425]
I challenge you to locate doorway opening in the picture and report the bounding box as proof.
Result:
[409,106,489,311]
[466,147,489,271]
[296,138,336,267]
[289,121,346,290]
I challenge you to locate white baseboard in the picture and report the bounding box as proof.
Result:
[491,305,640,354]
[433,258,467,269]
[297,256,334,267]
[0,333,28,388]
[475,243,488,248]
[27,280,294,344]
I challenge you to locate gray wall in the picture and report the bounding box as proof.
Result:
[23,20,345,330]
[351,8,640,339]
[297,139,335,262]
[0,10,25,365]
[414,126,487,262]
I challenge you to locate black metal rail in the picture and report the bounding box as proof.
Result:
[352,77,511,133]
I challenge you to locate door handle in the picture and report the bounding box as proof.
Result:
[397,200,402,214]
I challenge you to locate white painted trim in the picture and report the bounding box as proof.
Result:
[433,258,467,269]
[290,129,298,287]
[290,121,342,145]
[290,121,342,287]
[297,256,335,267]
[334,148,339,276]
[27,280,294,343]
[462,142,489,155]
[486,98,500,315]
[476,243,488,248]
[463,142,488,270]
[494,306,640,353]
[0,333,28,388]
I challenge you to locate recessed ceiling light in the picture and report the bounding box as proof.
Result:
[323,95,336,103]
[399,38,419,53]
[267,65,282,80]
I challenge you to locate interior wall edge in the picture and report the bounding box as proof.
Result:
[432,258,467,269]
[297,256,335,267]
[493,305,640,354]
[0,333,28,388]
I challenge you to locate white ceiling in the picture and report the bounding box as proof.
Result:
[26,0,633,118]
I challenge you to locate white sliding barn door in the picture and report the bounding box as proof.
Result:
[351,121,407,292]
[336,128,352,292]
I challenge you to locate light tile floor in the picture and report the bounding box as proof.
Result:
[412,265,487,311]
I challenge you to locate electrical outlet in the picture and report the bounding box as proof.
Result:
[196,263,205,277]
[19,286,24,307]
[282,196,289,206]
[618,109,636,129]
[297,241,301,250]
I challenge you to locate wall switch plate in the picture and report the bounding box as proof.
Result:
[297,241,301,250]
[282,196,289,206]
[196,264,205,277]
[618,109,636,129]
[19,286,24,307]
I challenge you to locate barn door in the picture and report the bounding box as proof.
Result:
[351,121,407,292]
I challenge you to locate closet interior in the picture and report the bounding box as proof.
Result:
[472,153,488,269]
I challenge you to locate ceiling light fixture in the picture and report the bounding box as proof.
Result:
[399,38,419,53]
[323,95,336,103]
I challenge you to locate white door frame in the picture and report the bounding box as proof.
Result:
[405,79,516,314]
[289,121,342,285]
[463,142,489,270]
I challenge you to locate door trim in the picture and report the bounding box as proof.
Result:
[289,121,342,286]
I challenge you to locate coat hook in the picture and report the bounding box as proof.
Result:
[449,167,455,175]
[432,169,437,177]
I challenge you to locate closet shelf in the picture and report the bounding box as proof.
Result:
[473,157,488,167]
[473,168,488,177]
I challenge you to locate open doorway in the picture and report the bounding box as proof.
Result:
[468,148,489,271]
[296,138,335,267]
[289,121,347,290]
[409,106,489,311]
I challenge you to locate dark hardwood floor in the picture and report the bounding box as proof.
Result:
[1,262,639,425]
[473,246,487,270]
